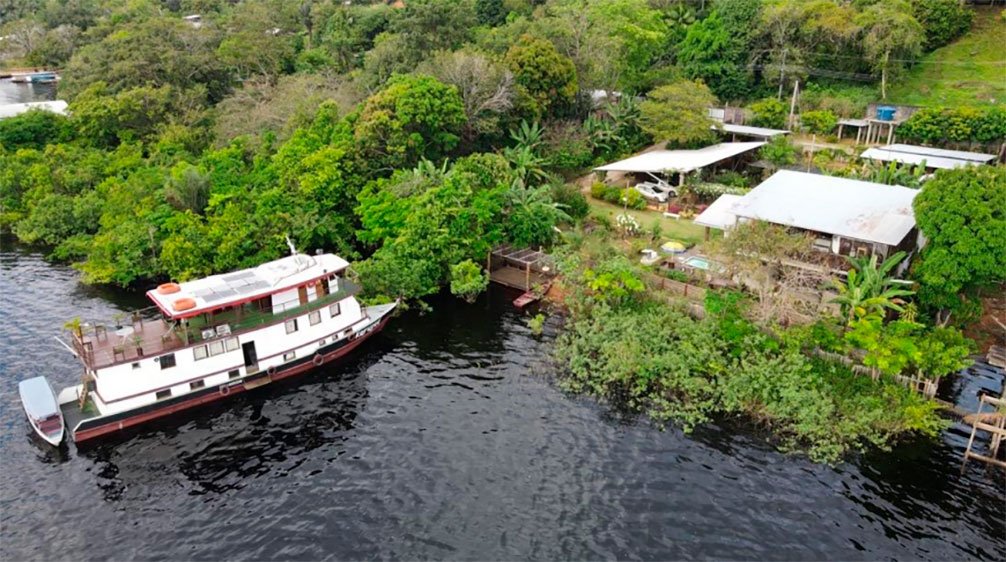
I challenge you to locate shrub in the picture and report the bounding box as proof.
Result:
[449,260,489,304]
[551,183,590,221]
[759,135,797,167]
[602,185,624,204]
[898,106,1006,145]
[711,170,749,188]
[620,188,647,209]
[590,182,608,200]
[800,110,838,134]
[748,98,788,129]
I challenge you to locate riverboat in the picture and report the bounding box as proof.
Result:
[18,377,65,446]
[51,249,396,444]
[9,70,58,83]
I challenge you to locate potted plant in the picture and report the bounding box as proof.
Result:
[132,334,144,357]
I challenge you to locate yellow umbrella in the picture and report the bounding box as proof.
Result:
[660,240,687,254]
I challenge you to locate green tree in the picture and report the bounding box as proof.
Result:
[748,97,787,129]
[856,0,923,99]
[677,10,749,101]
[475,0,507,27]
[912,166,1006,322]
[450,259,489,303]
[912,0,973,50]
[639,79,718,148]
[353,74,466,170]
[0,110,71,150]
[504,35,578,120]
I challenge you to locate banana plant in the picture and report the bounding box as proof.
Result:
[831,251,915,326]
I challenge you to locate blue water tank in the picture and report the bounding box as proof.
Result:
[876,106,896,121]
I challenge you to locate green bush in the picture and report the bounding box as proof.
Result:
[620,188,647,209]
[759,135,798,167]
[711,170,749,188]
[898,106,1006,145]
[449,259,489,304]
[748,98,788,129]
[912,0,974,50]
[800,110,838,134]
[590,182,608,200]
[550,183,590,221]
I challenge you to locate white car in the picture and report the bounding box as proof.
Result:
[633,181,676,203]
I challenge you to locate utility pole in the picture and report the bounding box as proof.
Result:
[788,79,800,131]
[777,50,787,100]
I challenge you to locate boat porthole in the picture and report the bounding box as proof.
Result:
[312,353,324,366]
[267,366,276,376]
[220,385,230,396]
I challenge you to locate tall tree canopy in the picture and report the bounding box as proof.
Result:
[639,79,718,147]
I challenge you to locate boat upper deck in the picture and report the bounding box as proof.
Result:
[147,253,349,320]
[73,279,361,370]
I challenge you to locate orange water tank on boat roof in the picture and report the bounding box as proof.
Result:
[172,298,196,312]
[157,282,181,295]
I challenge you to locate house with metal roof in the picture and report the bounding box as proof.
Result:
[696,170,921,261]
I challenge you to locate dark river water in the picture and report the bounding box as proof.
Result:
[1,242,1004,560]
[0,78,57,105]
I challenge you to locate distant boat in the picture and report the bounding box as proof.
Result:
[10,70,58,83]
[18,377,65,446]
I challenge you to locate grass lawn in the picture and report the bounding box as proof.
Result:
[586,196,709,246]
[888,7,1006,106]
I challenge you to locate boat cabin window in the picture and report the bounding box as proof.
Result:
[228,369,240,379]
[156,389,172,400]
[285,319,298,334]
[193,337,239,361]
[160,353,176,370]
[329,302,341,318]
[132,362,141,370]
[309,310,322,326]
[208,340,224,356]
[190,380,205,390]
[194,346,209,361]
[283,351,296,361]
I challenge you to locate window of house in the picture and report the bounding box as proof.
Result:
[193,345,208,361]
[208,340,224,356]
[160,353,176,369]
[155,389,172,400]
[190,380,205,390]
[309,310,322,325]
[285,319,298,334]
[228,369,240,379]
[283,351,295,361]
[225,337,239,352]
[329,302,341,318]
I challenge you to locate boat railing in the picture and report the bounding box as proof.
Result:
[70,280,360,370]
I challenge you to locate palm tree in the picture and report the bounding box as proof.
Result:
[831,251,914,326]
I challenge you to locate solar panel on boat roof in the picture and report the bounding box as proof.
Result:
[222,270,256,282]
[245,280,270,291]
[192,288,216,298]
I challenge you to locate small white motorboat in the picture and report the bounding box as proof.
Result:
[18,377,65,446]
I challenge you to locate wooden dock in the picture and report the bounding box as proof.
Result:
[963,393,1006,471]
[488,246,555,292]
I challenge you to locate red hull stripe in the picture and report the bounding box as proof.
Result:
[72,315,390,443]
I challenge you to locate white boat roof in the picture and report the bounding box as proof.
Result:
[883,143,996,163]
[147,253,349,319]
[730,170,919,246]
[0,100,68,119]
[861,147,993,170]
[694,193,744,230]
[594,142,765,174]
[19,377,59,419]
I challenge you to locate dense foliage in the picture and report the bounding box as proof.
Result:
[554,234,947,463]
[897,105,1006,146]
[912,167,1006,320]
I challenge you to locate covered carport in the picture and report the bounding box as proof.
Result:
[593,142,766,188]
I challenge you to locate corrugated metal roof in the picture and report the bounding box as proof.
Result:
[719,123,790,138]
[594,142,765,173]
[860,148,976,170]
[729,170,919,246]
[694,194,744,230]
[884,143,996,163]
